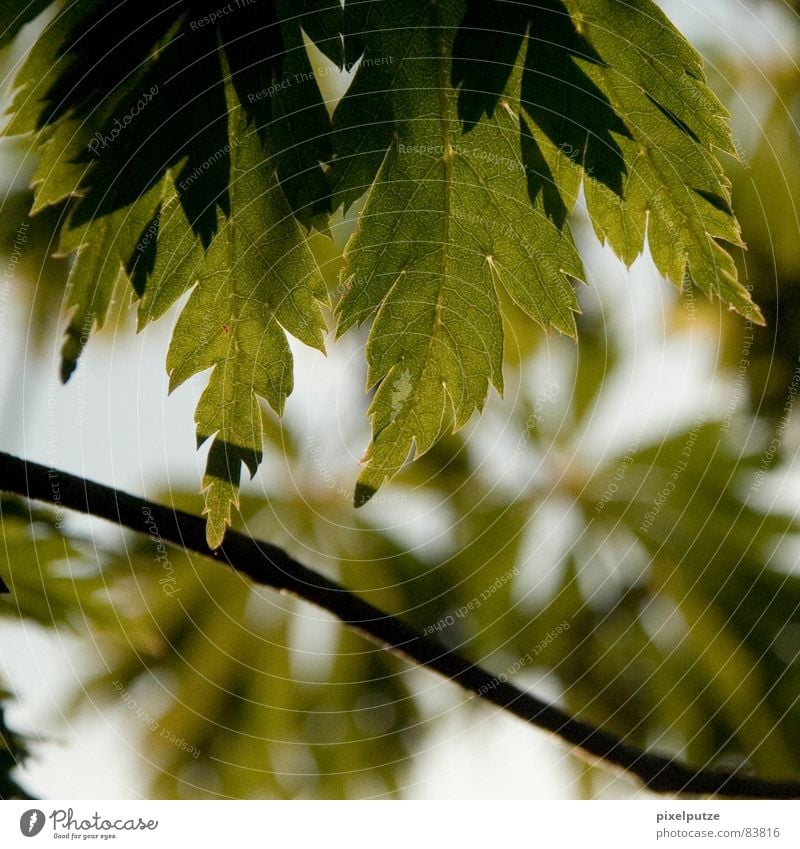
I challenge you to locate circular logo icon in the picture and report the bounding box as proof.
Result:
[19,810,46,837]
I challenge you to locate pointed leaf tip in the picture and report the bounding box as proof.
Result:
[354,481,377,508]
[205,520,226,551]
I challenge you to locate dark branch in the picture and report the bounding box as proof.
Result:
[1,450,798,799]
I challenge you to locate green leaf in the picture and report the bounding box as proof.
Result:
[27,121,89,214]
[1,0,763,525]
[4,4,95,206]
[334,0,757,503]
[59,187,162,381]
[560,0,761,320]
[451,0,530,129]
[151,90,328,548]
[335,0,583,504]
[3,2,336,545]
[328,1,404,212]
[268,3,336,229]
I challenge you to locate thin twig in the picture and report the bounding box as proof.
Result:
[0,450,797,798]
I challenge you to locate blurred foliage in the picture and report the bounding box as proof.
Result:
[0,494,419,799]
[0,188,68,355]
[1,0,800,801]
[0,695,32,799]
[3,299,800,795]
[714,61,800,421]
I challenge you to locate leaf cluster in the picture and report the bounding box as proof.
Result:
[2,0,760,544]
